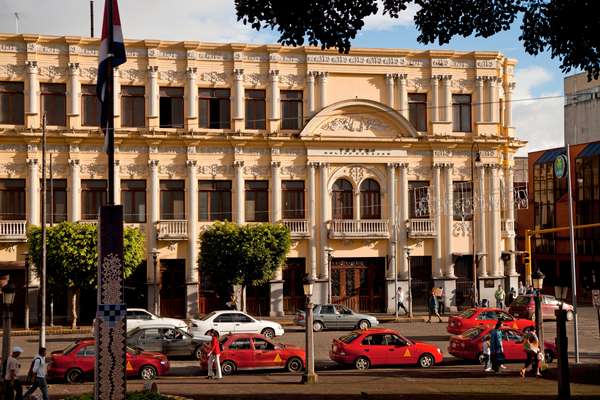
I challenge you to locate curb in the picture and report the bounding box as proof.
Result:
[0,327,92,337]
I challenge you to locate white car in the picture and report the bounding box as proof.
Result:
[127,308,188,332]
[189,310,285,339]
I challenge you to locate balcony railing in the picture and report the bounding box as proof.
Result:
[156,220,188,240]
[0,220,27,242]
[501,219,515,237]
[280,219,309,238]
[408,218,436,237]
[328,219,389,239]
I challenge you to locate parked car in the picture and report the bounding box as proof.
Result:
[47,338,169,383]
[447,308,534,335]
[448,326,557,363]
[189,310,284,339]
[127,324,211,359]
[329,328,443,370]
[126,308,188,331]
[199,333,305,376]
[295,304,379,332]
[508,294,574,321]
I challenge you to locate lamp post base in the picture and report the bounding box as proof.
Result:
[301,373,319,384]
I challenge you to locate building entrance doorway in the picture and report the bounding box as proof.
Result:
[454,255,474,309]
[246,283,269,317]
[331,258,385,313]
[283,258,305,314]
[410,256,433,312]
[160,259,186,318]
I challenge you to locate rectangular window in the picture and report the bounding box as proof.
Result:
[121,86,145,127]
[121,179,146,223]
[245,89,266,130]
[280,90,303,130]
[408,93,427,132]
[160,180,185,220]
[409,181,430,218]
[199,180,232,221]
[0,81,24,124]
[41,83,66,126]
[44,179,67,223]
[453,181,473,221]
[0,179,25,220]
[245,180,268,222]
[159,87,184,128]
[81,84,100,127]
[282,180,305,219]
[199,88,230,129]
[452,94,472,132]
[81,179,107,220]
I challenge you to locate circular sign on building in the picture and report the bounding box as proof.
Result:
[554,154,568,179]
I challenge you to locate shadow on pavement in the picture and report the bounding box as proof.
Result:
[184,394,600,400]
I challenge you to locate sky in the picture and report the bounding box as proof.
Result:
[0,0,571,155]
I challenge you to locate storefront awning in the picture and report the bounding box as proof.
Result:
[535,148,565,165]
[577,142,600,158]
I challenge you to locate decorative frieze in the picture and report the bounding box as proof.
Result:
[199,164,234,176]
[159,164,186,177]
[476,59,497,69]
[243,164,270,177]
[320,116,392,132]
[80,163,106,177]
[0,64,24,77]
[158,146,187,154]
[244,73,267,86]
[0,162,25,177]
[0,144,26,152]
[280,147,306,155]
[196,146,233,154]
[0,42,26,53]
[118,145,148,153]
[196,51,233,61]
[80,66,98,80]
[410,77,429,91]
[201,72,227,84]
[452,221,472,237]
[120,68,145,82]
[123,163,147,177]
[307,54,407,66]
[279,74,304,87]
[307,148,406,157]
[158,70,185,83]
[281,165,306,177]
[39,65,66,79]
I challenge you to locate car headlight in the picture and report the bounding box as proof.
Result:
[160,360,168,365]
[437,348,442,354]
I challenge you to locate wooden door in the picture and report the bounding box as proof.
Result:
[283,258,306,314]
[331,258,385,313]
[160,259,186,318]
[246,283,270,317]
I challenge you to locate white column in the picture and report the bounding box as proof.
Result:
[488,165,501,276]
[432,164,442,278]
[385,74,395,108]
[234,161,245,224]
[186,160,199,317]
[477,165,487,277]
[353,186,361,220]
[308,162,317,279]
[386,163,396,279]
[67,63,80,117]
[318,72,328,110]
[269,70,280,121]
[147,160,160,311]
[504,82,515,127]
[319,163,329,279]
[397,74,408,119]
[505,165,516,276]
[487,78,495,123]
[113,160,121,205]
[26,159,40,226]
[233,69,245,120]
[147,66,159,118]
[114,67,121,117]
[271,161,281,223]
[492,78,501,123]
[444,164,455,278]
[185,67,198,119]
[25,61,39,118]
[398,163,409,279]
[476,77,485,123]
[68,159,81,222]
[430,76,439,123]
[442,75,452,123]
[306,72,316,116]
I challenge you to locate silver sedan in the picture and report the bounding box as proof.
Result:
[295,304,379,331]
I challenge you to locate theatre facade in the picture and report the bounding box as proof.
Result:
[0,34,524,320]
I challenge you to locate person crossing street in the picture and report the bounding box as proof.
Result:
[207,331,222,380]
[23,347,49,400]
[397,287,408,315]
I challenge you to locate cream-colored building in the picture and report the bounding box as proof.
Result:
[0,33,525,320]
[564,72,600,146]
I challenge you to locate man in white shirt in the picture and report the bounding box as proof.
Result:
[4,346,23,400]
[23,347,48,400]
[397,287,408,315]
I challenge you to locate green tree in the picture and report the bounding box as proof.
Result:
[199,221,291,312]
[28,221,145,328]
[235,0,600,79]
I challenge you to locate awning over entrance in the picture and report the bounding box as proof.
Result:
[535,148,565,165]
[578,142,600,158]
[0,261,25,271]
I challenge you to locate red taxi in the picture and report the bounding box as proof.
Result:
[449,326,557,363]
[200,333,305,376]
[447,308,534,335]
[48,338,170,383]
[329,328,443,370]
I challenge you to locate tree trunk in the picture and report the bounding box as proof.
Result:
[71,288,79,329]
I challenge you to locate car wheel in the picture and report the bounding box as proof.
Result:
[140,365,157,381]
[354,356,370,370]
[544,350,554,364]
[477,352,485,365]
[65,368,83,384]
[286,357,304,373]
[357,319,371,330]
[261,328,275,339]
[418,353,435,368]
[194,345,204,360]
[221,360,236,376]
[205,329,218,336]
[312,321,324,332]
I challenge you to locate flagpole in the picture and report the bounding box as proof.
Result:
[106,0,115,206]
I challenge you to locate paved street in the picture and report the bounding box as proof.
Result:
[8,307,600,399]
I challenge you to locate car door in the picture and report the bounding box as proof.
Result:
[335,305,356,329]
[359,333,388,365]
[127,311,140,330]
[252,337,282,369]
[75,345,97,377]
[225,337,254,369]
[501,329,526,360]
[385,334,416,365]
[137,328,164,353]
[319,305,338,329]
[163,327,191,356]
[212,313,238,335]
[233,313,259,334]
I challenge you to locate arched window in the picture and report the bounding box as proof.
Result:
[332,179,353,219]
[360,179,381,219]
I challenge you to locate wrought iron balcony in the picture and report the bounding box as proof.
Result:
[0,220,27,242]
[328,219,390,239]
[156,220,188,240]
[280,219,309,238]
[408,218,436,238]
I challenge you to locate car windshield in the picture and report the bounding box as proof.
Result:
[460,309,476,318]
[338,332,360,344]
[62,342,81,354]
[127,346,141,355]
[198,311,217,321]
[513,296,531,306]
[462,327,485,339]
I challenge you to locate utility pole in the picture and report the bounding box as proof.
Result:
[40,112,47,348]
[90,1,95,37]
[49,154,54,226]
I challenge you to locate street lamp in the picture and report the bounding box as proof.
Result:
[405,247,413,318]
[324,247,333,304]
[470,142,481,306]
[151,248,159,316]
[2,281,16,377]
[532,268,545,353]
[554,283,571,399]
[302,274,317,384]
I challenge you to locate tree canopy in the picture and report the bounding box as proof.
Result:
[235,0,600,79]
[199,222,291,309]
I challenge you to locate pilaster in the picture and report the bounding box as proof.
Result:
[385,73,395,108]
[234,160,245,224]
[26,159,40,226]
[186,160,199,318]
[68,159,81,222]
[432,163,443,278]
[307,162,318,279]
[397,73,408,119]
[318,72,328,111]
[147,66,159,127]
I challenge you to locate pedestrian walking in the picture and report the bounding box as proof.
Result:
[494,285,506,309]
[506,287,517,307]
[518,281,526,296]
[427,288,442,323]
[490,320,506,373]
[482,335,492,372]
[207,331,222,380]
[4,346,23,400]
[437,287,445,315]
[397,287,408,315]
[520,329,542,378]
[23,347,49,400]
